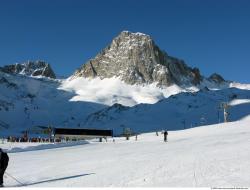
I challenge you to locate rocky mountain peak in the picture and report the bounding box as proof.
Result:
[208,73,225,83]
[111,31,153,48]
[72,31,204,87]
[0,60,56,79]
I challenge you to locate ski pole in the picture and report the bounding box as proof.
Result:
[5,172,26,186]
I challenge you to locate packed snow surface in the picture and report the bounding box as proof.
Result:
[2,119,250,187]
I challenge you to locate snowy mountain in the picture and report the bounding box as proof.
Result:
[72,31,226,88]
[62,31,230,106]
[0,60,56,79]
[0,31,249,136]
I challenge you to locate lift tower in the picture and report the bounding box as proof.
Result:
[220,102,230,123]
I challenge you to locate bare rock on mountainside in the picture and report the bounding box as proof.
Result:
[209,73,225,83]
[0,60,56,79]
[73,31,203,87]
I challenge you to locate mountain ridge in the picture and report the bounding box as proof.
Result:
[0,60,56,79]
[72,31,225,88]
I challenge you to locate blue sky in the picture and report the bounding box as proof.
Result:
[0,0,249,82]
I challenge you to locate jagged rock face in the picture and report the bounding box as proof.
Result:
[73,31,202,87]
[0,60,56,79]
[209,73,225,83]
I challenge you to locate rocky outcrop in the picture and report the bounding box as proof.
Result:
[1,60,56,79]
[73,31,202,87]
[208,73,225,83]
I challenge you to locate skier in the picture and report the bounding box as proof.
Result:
[0,148,9,187]
[164,130,168,142]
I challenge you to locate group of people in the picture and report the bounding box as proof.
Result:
[7,136,53,143]
[0,148,9,187]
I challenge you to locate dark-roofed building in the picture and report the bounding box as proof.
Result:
[53,128,113,141]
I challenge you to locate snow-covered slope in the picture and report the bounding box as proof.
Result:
[0,71,106,136]
[59,76,194,106]
[1,70,250,136]
[60,74,243,107]
[84,87,250,135]
[2,119,250,187]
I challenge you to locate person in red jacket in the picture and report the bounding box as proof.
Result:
[0,148,9,187]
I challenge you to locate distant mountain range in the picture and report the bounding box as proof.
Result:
[0,60,56,79]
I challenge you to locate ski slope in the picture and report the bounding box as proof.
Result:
[2,118,250,187]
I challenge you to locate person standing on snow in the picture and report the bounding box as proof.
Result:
[164,130,168,142]
[0,148,9,187]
